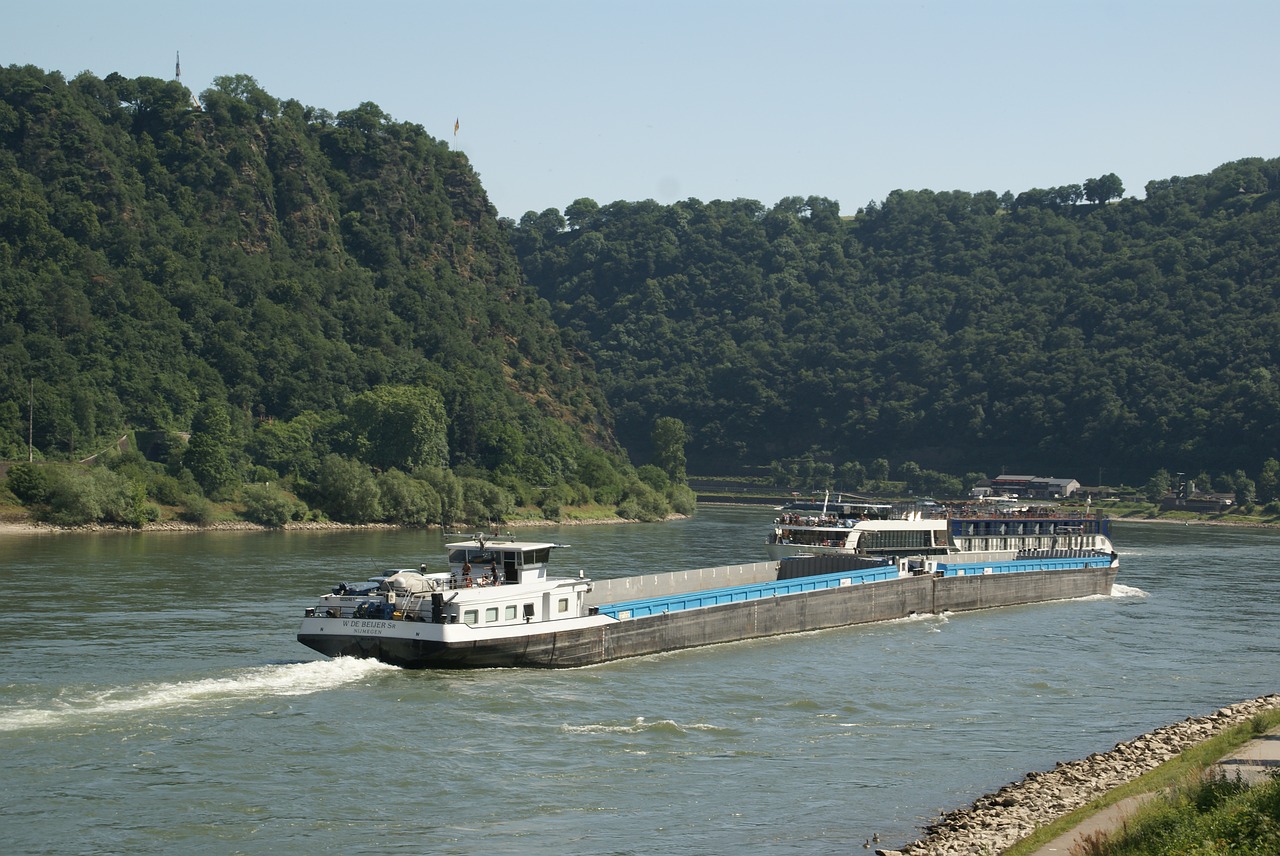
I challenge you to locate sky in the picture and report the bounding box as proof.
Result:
[6,0,1279,221]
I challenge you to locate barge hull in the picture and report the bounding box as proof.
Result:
[299,565,1116,669]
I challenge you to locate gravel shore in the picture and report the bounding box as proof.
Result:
[880,694,1280,856]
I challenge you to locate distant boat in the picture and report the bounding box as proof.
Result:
[767,494,1114,562]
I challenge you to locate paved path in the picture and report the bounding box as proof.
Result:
[1027,793,1156,855]
[1213,729,1280,784]
[1027,726,1280,855]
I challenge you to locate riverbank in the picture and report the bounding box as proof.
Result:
[0,514,680,536]
[6,494,1278,536]
[877,694,1280,856]
[1114,514,1280,528]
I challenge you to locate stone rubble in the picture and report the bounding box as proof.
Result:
[878,693,1280,856]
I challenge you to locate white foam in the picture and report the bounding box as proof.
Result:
[0,657,396,732]
[560,716,723,735]
[891,611,947,625]
[1074,583,1149,602]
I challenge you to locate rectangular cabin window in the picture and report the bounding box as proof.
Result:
[861,530,933,551]
[523,603,535,621]
[505,605,517,620]
[485,607,499,623]
[557,597,570,614]
[463,609,479,626]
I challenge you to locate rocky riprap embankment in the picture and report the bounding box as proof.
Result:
[879,694,1280,856]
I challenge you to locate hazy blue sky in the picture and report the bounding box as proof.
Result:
[6,1,1278,220]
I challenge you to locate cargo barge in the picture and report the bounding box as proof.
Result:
[296,524,1119,669]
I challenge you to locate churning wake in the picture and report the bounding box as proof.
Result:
[0,657,396,733]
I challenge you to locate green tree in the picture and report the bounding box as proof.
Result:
[184,402,238,498]
[249,413,325,481]
[636,464,669,492]
[577,449,625,505]
[564,198,600,230]
[40,466,104,526]
[346,385,449,473]
[1143,468,1172,503]
[474,421,527,474]
[650,416,688,484]
[207,73,279,119]
[460,477,514,523]
[417,466,464,527]
[316,455,382,523]
[536,482,575,521]
[242,483,305,527]
[916,469,964,497]
[616,479,670,522]
[1232,469,1257,506]
[837,461,866,491]
[1084,172,1125,204]
[40,465,151,527]
[666,483,697,515]
[5,462,50,504]
[1258,458,1280,503]
[376,469,440,525]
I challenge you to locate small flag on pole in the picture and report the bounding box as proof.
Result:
[454,118,459,136]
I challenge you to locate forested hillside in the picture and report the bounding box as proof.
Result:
[513,161,1280,484]
[5,62,1279,526]
[0,65,691,527]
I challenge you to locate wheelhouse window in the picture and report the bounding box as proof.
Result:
[449,548,508,567]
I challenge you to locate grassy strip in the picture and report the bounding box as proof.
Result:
[1083,773,1280,855]
[1103,501,1280,525]
[1003,710,1280,855]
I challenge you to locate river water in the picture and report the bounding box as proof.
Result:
[1,507,1278,855]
